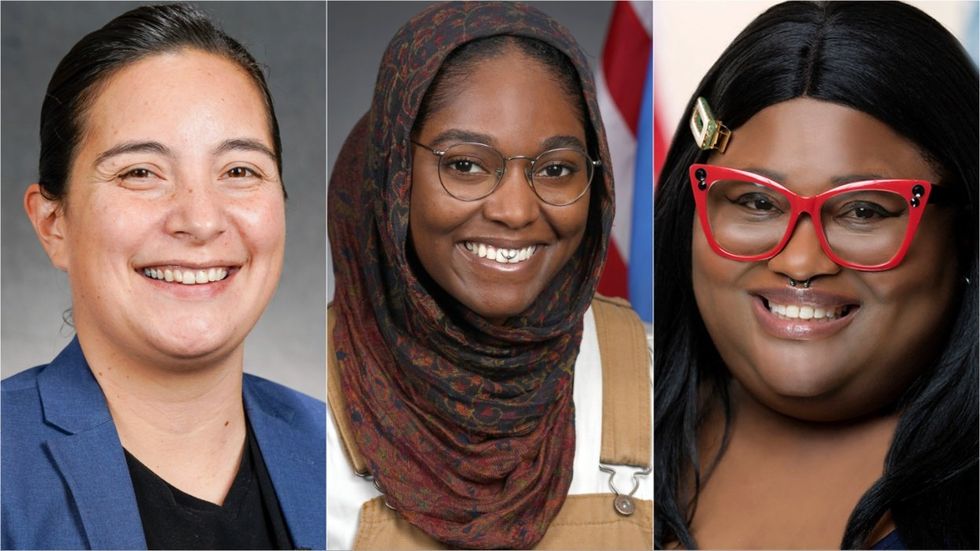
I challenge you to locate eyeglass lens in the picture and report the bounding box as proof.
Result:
[437,143,593,205]
[705,179,912,266]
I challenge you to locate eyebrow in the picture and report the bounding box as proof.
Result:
[94,141,173,167]
[213,138,278,163]
[428,129,587,152]
[93,138,278,167]
[741,167,891,185]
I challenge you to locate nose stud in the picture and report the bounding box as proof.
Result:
[788,277,812,289]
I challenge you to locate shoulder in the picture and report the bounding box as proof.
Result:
[2,363,46,394]
[243,373,326,430]
[590,294,650,363]
[2,364,50,435]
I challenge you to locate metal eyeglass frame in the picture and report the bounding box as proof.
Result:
[689,163,941,271]
[411,140,600,207]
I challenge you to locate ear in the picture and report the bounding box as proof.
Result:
[24,184,70,272]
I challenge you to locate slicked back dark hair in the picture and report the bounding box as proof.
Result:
[39,3,284,201]
[654,2,978,549]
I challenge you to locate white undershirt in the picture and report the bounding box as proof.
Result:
[326,306,653,550]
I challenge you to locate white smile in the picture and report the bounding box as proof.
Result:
[764,300,852,321]
[463,241,538,265]
[142,266,230,285]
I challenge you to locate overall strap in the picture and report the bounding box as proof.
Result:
[592,295,652,468]
[327,306,370,475]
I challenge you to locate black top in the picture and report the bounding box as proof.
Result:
[125,420,294,550]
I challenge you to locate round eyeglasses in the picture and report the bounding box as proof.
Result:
[412,141,599,206]
[689,164,945,271]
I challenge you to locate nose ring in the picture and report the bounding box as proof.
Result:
[788,277,812,289]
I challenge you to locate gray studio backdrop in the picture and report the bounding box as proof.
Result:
[1,1,326,400]
[326,1,614,301]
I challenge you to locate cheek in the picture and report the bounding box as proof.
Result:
[230,192,286,257]
[859,216,958,344]
[65,193,157,264]
[545,194,590,257]
[692,221,741,308]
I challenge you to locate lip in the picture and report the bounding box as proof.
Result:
[455,240,546,274]
[135,262,241,299]
[749,287,861,340]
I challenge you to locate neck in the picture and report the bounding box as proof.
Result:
[729,381,899,445]
[77,328,247,505]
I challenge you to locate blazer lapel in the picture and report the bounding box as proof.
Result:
[38,338,147,550]
[246,380,325,550]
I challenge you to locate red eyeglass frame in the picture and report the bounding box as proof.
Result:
[689,163,935,271]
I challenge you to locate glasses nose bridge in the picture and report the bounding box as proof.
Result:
[497,153,537,188]
[781,194,826,251]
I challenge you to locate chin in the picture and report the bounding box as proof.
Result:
[146,322,242,365]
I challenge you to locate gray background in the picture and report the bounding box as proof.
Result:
[1,1,326,400]
[326,1,615,300]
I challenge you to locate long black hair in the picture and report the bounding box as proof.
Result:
[654,2,979,548]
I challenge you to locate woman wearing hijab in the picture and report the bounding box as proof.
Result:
[328,2,651,549]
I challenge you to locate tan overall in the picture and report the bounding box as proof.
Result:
[328,295,652,550]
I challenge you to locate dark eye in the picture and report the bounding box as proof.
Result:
[443,157,489,176]
[122,168,152,179]
[537,163,574,179]
[839,202,896,220]
[734,193,778,211]
[226,166,257,178]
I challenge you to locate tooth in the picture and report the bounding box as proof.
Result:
[174,270,183,283]
[773,304,785,315]
[182,270,196,284]
[218,268,228,280]
[194,270,206,283]
[478,243,486,258]
[813,307,826,319]
[164,269,174,282]
[785,305,799,318]
[799,306,814,320]
[495,249,505,263]
[486,246,496,259]
[208,268,217,282]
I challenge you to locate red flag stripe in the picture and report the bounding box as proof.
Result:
[601,2,652,136]
[597,240,629,298]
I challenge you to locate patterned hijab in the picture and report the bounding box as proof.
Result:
[328,2,614,548]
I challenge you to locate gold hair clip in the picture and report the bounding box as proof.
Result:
[690,97,731,153]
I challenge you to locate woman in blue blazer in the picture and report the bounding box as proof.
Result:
[2,4,324,549]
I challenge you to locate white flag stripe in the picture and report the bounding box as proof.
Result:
[595,67,637,260]
[630,0,654,36]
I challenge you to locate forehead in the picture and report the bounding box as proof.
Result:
[80,49,273,153]
[711,98,938,193]
[417,48,585,151]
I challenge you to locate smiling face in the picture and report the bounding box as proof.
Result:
[43,50,285,368]
[692,98,958,421]
[409,47,590,324]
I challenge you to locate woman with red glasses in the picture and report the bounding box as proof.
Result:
[654,2,977,549]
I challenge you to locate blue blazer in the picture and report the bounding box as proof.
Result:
[1,338,325,550]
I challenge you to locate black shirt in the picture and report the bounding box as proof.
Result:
[125,421,294,550]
